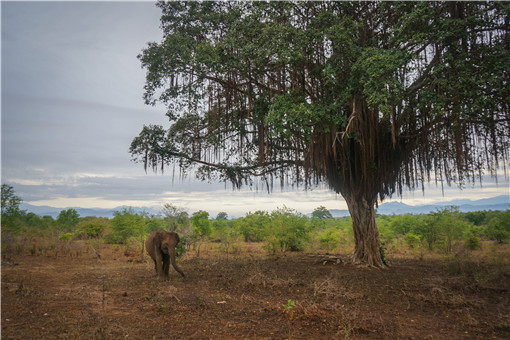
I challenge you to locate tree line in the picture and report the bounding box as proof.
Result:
[2,185,509,261]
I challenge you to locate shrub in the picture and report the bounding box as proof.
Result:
[264,207,310,253]
[404,233,421,249]
[465,234,481,250]
[175,235,189,258]
[234,211,270,242]
[109,208,147,244]
[487,211,510,243]
[75,218,110,239]
[317,228,344,252]
[58,233,75,241]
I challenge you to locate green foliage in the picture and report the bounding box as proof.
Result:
[161,203,189,232]
[431,207,471,254]
[108,208,147,244]
[487,211,510,243]
[282,299,295,311]
[463,224,484,250]
[379,243,387,266]
[58,232,74,241]
[317,228,344,252]
[1,184,25,234]
[175,235,188,258]
[264,207,310,254]
[216,212,228,220]
[5,197,508,260]
[234,211,270,242]
[57,209,80,231]
[212,218,240,258]
[464,211,488,226]
[312,206,333,219]
[376,216,395,245]
[75,218,110,239]
[465,233,481,250]
[404,233,421,249]
[191,210,212,239]
[1,184,22,216]
[389,214,421,235]
[145,216,167,234]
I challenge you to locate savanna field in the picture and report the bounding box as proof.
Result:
[2,208,510,339]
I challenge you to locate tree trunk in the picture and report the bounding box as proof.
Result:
[345,195,385,268]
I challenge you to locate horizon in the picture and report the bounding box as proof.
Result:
[19,193,510,219]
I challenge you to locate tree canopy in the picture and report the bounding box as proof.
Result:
[131,1,510,266]
[1,184,23,217]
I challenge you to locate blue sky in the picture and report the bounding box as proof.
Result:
[1,1,508,217]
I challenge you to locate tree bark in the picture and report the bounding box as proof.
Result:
[345,195,385,268]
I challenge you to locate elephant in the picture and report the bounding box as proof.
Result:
[145,230,185,280]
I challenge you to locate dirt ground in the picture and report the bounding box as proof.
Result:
[2,243,510,339]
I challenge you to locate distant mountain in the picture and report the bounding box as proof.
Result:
[19,204,161,219]
[375,195,509,215]
[314,195,509,217]
[20,195,509,219]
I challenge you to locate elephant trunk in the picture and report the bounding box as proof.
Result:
[169,248,185,277]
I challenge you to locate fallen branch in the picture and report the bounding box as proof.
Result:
[308,254,344,265]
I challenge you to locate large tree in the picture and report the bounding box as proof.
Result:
[131,1,510,267]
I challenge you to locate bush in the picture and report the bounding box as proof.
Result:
[75,218,110,239]
[487,211,510,243]
[465,234,481,250]
[234,211,270,242]
[317,228,344,252]
[109,208,147,244]
[175,235,189,258]
[58,233,75,241]
[404,233,421,249]
[264,207,309,253]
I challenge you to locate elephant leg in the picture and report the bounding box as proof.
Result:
[162,254,170,280]
[152,259,158,276]
[154,246,165,280]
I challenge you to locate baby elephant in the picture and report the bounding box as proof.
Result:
[146,230,185,280]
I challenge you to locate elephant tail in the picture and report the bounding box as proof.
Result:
[169,248,185,277]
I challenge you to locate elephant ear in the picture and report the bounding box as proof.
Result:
[175,233,180,245]
[153,231,163,249]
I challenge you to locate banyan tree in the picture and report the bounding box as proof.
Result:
[131,1,510,267]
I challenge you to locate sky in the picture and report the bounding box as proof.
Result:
[1,1,509,218]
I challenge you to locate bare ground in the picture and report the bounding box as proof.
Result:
[2,243,510,339]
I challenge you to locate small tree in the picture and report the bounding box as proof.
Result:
[75,218,110,239]
[216,212,228,220]
[415,216,442,251]
[110,208,148,259]
[487,211,510,243]
[235,211,271,242]
[191,210,212,257]
[57,209,80,232]
[1,184,25,261]
[212,218,238,261]
[1,184,22,216]
[266,207,310,253]
[312,206,333,219]
[1,184,24,234]
[161,203,188,232]
[432,206,470,254]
